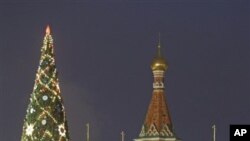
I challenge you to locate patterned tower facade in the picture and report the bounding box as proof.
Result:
[135,39,180,141]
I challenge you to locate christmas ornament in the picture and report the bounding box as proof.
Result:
[42,95,48,101]
[42,119,47,125]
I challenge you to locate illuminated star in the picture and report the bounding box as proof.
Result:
[58,124,66,137]
[26,124,34,136]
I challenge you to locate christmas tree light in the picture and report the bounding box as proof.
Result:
[21,26,70,141]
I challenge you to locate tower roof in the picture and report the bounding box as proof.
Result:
[141,89,174,137]
[136,36,178,140]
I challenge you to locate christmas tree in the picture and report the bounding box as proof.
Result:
[21,26,70,141]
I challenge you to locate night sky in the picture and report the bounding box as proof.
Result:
[1,0,250,141]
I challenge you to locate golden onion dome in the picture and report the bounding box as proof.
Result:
[151,56,168,71]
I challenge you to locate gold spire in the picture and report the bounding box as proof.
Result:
[151,33,168,71]
[157,32,161,57]
[46,25,51,35]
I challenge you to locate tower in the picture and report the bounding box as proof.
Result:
[21,26,70,141]
[135,37,180,141]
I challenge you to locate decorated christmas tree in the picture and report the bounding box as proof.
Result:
[21,26,70,141]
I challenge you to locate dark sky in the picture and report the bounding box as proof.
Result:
[1,0,250,141]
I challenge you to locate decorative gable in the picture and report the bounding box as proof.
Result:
[139,125,146,137]
[160,124,174,137]
[147,123,159,136]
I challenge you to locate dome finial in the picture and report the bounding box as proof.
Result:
[151,33,168,71]
[157,32,161,57]
[46,25,51,35]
